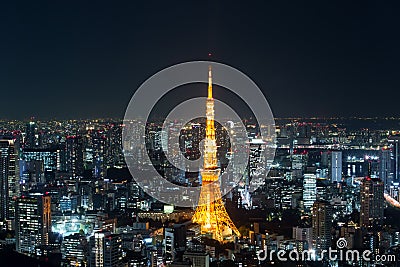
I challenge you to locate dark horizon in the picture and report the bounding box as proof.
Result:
[10,113,400,123]
[4,115,400,121]
[1,1,399,119]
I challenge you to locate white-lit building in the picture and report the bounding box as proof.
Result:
[89,232,123,267]
[0,139,19,223]
[15,194,51,256]
[330,151,342,183]
[303,173,316,213]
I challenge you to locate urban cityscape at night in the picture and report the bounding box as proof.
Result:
[1,1,400,266]
[1,114,400,266]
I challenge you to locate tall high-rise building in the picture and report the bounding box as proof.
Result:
[191,66,240,242]
[312,200,332,253]
[303,173,317,213]
[104,124,124,168]
[82,130,107,179]
[330,151,342,183]
[164,224,187,263]
[165,227,175,263]
[25,121,38,148]
[89,232,123,267]
[15,193,51,255]
[388,136,400,183]
[0,139,19,222]
[66,135,84,178]
[380,148,392,190]
[92,133,106,179]
[360,177,384,228]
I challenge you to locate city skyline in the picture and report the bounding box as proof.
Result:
[1,112,400,266]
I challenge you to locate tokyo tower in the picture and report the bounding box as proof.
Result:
[191,66,240,242]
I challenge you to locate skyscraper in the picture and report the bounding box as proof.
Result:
[360,177,384,228]
[0,139,19,223]
[65,135,84,179]
[15,193,51,255]
[89,232,123,267]
[330,151,342,183]
[192,66,240,242]
[303,173,317,213]
[164,224,187,263]
[92,133,106,179]
[380,148,392,190]
[312,200,332,253]
[388,136,400,183]
[25,121,38,149]
[165,227,175,263]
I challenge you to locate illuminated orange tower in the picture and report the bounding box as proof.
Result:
[192,66,240,242]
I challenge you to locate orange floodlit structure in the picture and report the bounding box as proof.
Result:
[192,66,240,242]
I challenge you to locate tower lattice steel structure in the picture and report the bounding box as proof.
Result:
[192,66,240,242]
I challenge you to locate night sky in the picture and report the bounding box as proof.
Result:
[1,1,399,119]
